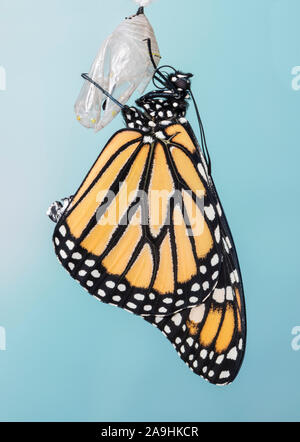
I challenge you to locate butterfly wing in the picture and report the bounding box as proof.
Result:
[53,119,246,383]
[53,124,224,315]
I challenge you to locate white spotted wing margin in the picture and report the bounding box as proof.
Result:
[144,251,246,385]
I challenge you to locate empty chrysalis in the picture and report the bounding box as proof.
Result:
[75,6,160,132]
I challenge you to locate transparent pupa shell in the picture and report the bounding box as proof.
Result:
[74,13,160,132]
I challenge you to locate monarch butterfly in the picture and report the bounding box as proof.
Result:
[48,62,246,385]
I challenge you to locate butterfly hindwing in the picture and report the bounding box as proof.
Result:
[145,218,246,385]
[143,122,246,384]
[145,256,245,385]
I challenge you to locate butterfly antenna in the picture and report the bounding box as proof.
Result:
[152,65,176,90]
[189,89,212,176]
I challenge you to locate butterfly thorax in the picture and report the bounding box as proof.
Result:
[122,89,190,135]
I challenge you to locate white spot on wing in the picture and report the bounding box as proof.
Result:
[225,236,232,249]
[205,205,215,221]
[189,304,205,323]
[163,298,173,304]
[233,269,240,283]
[189,297,198,303]
[220,371,230,379]
[172,313,182,326]
[175,300,184,307]
[227,347,238,360]
[211,254,219,266]
[127,302,137,309]
[59,250,67,259]
[200,349,207,359]
[66,240,74,250]
[85,259,95,267]
[191,283,200,292]
[216,354,224,364]
[212,271,219,280]
[203,281,210,290]
[155,131,166,140]
[59,225,66,237]
[143,136,154,144]
[214,226,220,243]
[223,238,230,254]
[197,163,208,182]
[226,286,234,301]
[213,288,225,303]
[186,337,193,346]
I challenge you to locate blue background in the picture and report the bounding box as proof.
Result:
[0,0,299,422]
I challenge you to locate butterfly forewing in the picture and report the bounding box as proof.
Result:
[53,125,223,316]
